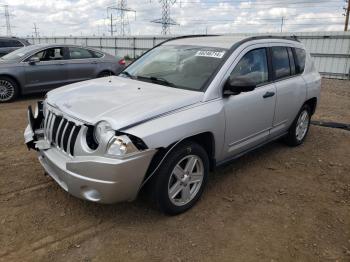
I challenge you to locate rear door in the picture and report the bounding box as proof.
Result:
[65,47,99,83]
[269,45,307,137]
[23,47,69,92]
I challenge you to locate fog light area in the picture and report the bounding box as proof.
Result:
[81,186,102,202]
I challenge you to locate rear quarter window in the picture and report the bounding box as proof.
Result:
[68,47,94,59]
[294,48,306,74]
[92,51,104,58]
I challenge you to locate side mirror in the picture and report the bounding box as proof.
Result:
[223,76,256,96]
[28,56,40,65]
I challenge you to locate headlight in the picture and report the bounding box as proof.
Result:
[94,121,114,144]
[31,101,44,130]
[34,101,44,118]
[42,100,46,117]
[106,135,139,156]
[34,103,39,118]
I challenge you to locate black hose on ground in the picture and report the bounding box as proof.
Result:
[311,120,350,131]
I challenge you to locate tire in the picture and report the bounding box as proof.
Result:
[285,104,311,146]
[151,141,209,215]
[0,77,19,103]
[97,71,114,78]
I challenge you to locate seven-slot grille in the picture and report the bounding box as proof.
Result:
[44,110,81,156]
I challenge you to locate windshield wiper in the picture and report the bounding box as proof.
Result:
[136,75,176,87]
[120,71,134,79]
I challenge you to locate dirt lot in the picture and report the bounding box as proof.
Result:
[0,79,349,262]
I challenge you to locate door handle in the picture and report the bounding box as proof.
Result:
[263,91,275,98]
[91,61,98,64]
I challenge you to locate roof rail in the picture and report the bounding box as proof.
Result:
[158,34,220,46]
[242,35,300,42]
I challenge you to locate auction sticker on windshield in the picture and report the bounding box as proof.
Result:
[195,50,225,58]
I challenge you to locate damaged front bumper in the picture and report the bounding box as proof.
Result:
[24,102,156,203]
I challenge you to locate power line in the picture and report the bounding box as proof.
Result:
[176,0,344,10]
[179,0,343,4]
[172,16,344,22]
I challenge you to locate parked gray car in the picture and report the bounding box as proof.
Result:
[0,44,125,102]
[0,37,31,57]
[24,35,321,215]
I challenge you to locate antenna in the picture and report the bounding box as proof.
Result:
[151,0,177,35]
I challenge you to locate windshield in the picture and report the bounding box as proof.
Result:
[1,45,38,61]
[121,45,227,91]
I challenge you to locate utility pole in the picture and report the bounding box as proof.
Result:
[33,23,39,38]
[344,0,350,31]
[280,16,284,33]
[151,0,177,35]
[4,5,12,36]
[110,13,114,36]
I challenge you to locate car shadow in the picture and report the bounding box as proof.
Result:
[71,139,286,220]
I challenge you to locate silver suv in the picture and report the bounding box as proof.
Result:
[24,35,321,215]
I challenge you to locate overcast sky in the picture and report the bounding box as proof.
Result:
[0,0,345,37]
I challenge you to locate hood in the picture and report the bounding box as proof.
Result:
[47,76,203,130]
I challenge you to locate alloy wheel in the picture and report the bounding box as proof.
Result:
[0,80,15,102]
[296,110,310,141]
[168,155,204,206]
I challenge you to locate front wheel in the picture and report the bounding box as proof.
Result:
[285,104,311,146]
[151,141,209,215]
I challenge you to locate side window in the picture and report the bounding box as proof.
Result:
[287,47,296,75]
[294,48,306,74]
[0,39,11,48]
[9,40,24,47]
[230,48,269,86]
[92,50,104,58]
[69,47,94,59]
[32,48,64,61]
[0,39,23,48]
[271,47,291,79]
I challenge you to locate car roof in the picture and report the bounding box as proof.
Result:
[29,43,106,53]
[0,36,26,40]
[31,43,91,48]
[162,35,301,49]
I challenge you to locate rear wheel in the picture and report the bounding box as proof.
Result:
[285,104,311,146]
[151,141,209,215]
[0,77,19,103]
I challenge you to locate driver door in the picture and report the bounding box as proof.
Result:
[223,46,277,158]
[23,47,69,92]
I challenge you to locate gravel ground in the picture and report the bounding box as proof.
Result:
[314,78,350,123]
[0,78,349,262]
